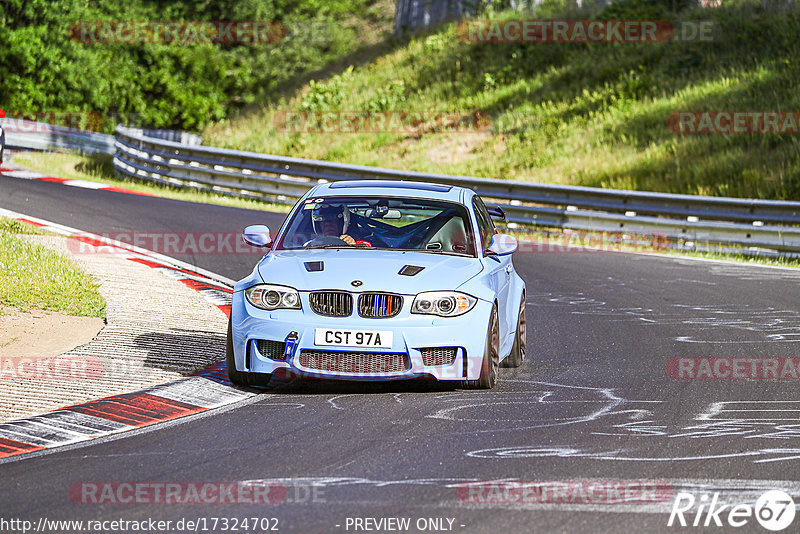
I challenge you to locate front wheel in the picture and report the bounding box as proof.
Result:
[502,296,526,368]
[226,316,270,387]
[462,304,499,389]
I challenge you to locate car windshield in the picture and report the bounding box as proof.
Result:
[275,196,477,257]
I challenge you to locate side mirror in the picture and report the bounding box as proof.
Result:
[242,225,272,248]
[485,233,518,256]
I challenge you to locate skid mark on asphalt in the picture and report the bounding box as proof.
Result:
[466,445,800,464]
[281,377,800,465]
[328,395,350,410]
[528,291,800,343]
[427,380,639,432]
[327,392,405,410]
[426,380,800,464]
[688,261,800,281]
[307,380,645,434]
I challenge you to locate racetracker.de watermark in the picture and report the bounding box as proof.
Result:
[68,481,327,505]
[64,231,669,256]
[514,231,669,254]
[0,357,103,380]
[457,20,715,43]
[272,111,491,134]
[67,233,264,255]
[668,111,800,134]
[456,480,674,504]
[70,21,286,45]
[0,111,105,133]
[667,357,800,380]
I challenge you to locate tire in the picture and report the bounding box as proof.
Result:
[225,316,271,387]
[502,296,526,368]
[462,304,499,389]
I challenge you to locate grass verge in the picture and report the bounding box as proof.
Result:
[0,218,106,317]
[204,0,800,201]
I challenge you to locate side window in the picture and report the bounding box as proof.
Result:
[472,197,494,251]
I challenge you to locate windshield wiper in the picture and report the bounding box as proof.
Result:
[396,248,466,256]
[305,244,370,249]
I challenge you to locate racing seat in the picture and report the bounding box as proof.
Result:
[425,216,469,254]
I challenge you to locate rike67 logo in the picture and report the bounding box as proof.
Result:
[668,490,796,531]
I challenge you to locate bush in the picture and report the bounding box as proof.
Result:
[0,0,389,132]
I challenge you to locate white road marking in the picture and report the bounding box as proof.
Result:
[63,179,107,189]
[2,170,45,179]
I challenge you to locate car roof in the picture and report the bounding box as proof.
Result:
[308,180,472,203]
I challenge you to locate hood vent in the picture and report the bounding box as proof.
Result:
[398,265,425,277]
[304,261,324,272]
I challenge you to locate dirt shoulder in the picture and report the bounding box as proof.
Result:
[0,306,103,361]
[0,231,227,422]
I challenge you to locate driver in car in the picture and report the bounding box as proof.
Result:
[311,204,357,245]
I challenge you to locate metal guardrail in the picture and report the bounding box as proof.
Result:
[1,120,798,254]
[120,128,203,147]
[1,119,116,155]
[0,120,203,156]
[112,126,800,254]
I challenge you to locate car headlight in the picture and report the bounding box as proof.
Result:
[411,291,477,317]
[245,284,302,311]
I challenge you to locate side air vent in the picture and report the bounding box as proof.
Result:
[399,265,425,276]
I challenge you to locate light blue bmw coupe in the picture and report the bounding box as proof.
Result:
[227,180,526,389]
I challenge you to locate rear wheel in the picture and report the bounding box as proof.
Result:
[226,317,271,387]
[462,305,499,389]
[502,296,526,368]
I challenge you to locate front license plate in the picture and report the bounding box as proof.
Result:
[314,328,393,349]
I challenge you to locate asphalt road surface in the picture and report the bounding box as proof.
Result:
[2,176,800,533]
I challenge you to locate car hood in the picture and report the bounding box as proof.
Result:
[256,249,482,294]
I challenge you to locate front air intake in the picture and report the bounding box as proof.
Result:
[420,347,458,366]
[298,351,409,373]
[256,339,287,361]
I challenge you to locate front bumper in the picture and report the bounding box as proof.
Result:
[230,290,492,381]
